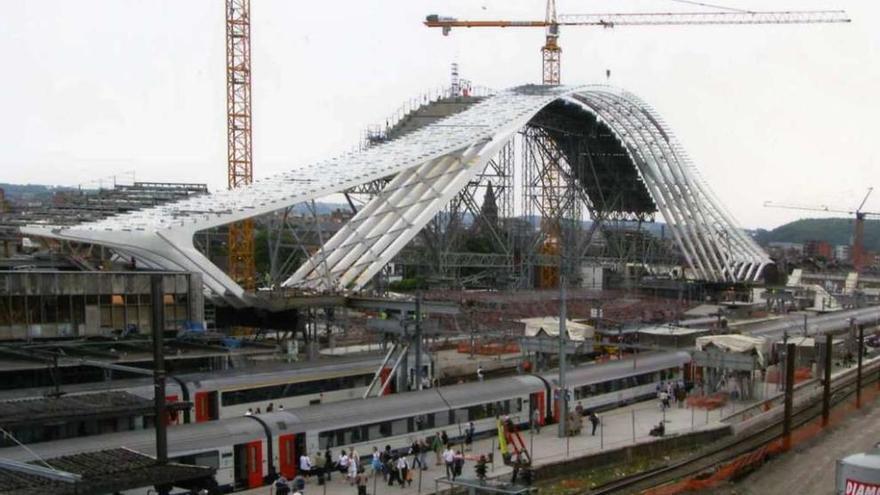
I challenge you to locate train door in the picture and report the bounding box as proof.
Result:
[379,367,394,395]
[233,440,263,489]
[195,391,219,422]
[278,434,297,479]
[529,391,546,426]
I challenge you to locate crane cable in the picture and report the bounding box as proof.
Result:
[666,0,752,13]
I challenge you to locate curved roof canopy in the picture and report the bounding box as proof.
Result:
[23,85,770,305]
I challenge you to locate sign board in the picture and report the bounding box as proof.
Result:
[845,479,880,495]
[692,350,757,371]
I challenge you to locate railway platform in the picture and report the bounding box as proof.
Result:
[238,397,742,495]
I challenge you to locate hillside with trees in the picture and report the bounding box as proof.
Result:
[753,218,880,251]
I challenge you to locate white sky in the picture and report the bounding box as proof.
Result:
[1,0,877,229]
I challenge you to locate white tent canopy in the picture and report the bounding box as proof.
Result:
[520,317,594,342]
[695,334,768,366]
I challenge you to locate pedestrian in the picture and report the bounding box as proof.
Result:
[396,454,409,487]
[381,445,392,480]
[588,411,600,436]
[410,439,423,470]
[267,402,275,413]
[299,453,313,477]
[465,421,474,451]
[477,365,484,382]
[441,430,449,447]
[279,404,285,411]
[443,445,456,479]
[274,474,291,495]
[256,407,262,414]
[387,455,400,486]
[337,449,351,476]
[312,450,327,485]
[324,450,333,481]
[418,438,429,470]
[575,401,584,417]
[347,449,359,484]
[355,467,368,495]
[245,408,253,416]
[659,390,669,410]
[292,474,306,493]
[432,432,444,465]
[531,408,541,434]
[453,450,465,480]
[370,446,383,477]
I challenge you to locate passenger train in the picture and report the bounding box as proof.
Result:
[0,351,689,493]
[0,355,394,424]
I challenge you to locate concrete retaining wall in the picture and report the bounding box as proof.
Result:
[536,425,732,481]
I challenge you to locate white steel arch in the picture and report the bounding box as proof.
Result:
[22,85,769,305]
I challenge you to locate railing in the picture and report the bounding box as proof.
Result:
[358,84,497,151]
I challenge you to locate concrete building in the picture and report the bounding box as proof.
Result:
[0,271,203,340]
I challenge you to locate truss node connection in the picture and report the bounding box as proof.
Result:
[22,85,770,305]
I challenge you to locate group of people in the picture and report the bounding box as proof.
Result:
[245,402,284,416]
[570,402,601,436]
[657,380,687,410]
[294,448,369,494]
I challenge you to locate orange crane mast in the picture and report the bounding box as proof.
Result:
[226,0,256,291]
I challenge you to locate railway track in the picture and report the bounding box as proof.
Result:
[588,361,880,494]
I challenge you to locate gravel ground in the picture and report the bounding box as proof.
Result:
[707,394,880,495]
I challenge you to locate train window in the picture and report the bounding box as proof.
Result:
[392,419,407,436]
[379,421,392,437]
[220,373,376,407]
[175,451,220,470]
[368,424,382,440]
[434,411,450,427]
[454,408,468,424]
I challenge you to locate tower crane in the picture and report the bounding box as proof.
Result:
[427,3,850,288]
[765,188,878,272]
[425,5,850,85]
[226,0,256,291]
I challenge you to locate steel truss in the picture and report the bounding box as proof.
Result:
[23,85,770,304]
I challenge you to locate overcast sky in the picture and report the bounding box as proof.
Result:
[1,0,877,229]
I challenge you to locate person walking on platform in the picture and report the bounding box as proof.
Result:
[588,411,600,436]
[465,421,474,451]
[453,450,465,480]
[370,446,383,478]
[531,408,541,434]
[441,430,449,447]
[314,450,326,484]
[324,450,333,481]
[443,445,456,479]
[432,432,443,465]
[409,439,423,470]
[355,467,368,495]
[418,438,429,470]
[274,474,291,495]
[347,451,359,484]
[396,454,410,487]
[292,473,305,493]
[477,365,485,382]
[659,390,670,410]
[299,453,313,477]
[387,455,401,487]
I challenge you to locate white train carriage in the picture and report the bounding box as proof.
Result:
[0,352,689,493]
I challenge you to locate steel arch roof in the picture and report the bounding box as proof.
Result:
[23,84,769,305]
